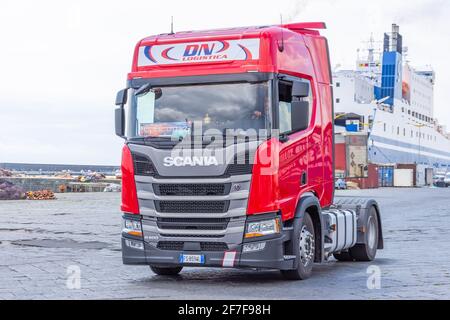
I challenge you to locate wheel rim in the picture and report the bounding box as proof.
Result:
[299,225,315,267]
[367,216,377,249]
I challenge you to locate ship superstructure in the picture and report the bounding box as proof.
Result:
[333,24,450,170]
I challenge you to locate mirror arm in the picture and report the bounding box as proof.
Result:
[279,133,289,143]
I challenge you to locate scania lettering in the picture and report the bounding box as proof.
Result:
[163,156,219,167]
[114,22,384,280]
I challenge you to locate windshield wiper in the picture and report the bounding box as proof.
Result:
[128,136,183,145]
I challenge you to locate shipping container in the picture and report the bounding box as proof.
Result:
[378,165,394,187]
[394,169,414,187]
[396,163,417,186]
[346,164,379,189]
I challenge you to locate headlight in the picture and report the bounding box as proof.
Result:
[123,218,143,237]
[245,218,280,238]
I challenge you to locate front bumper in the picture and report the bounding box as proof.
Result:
[122,231,295,270]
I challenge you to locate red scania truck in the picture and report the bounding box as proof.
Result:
[114,22,383,280]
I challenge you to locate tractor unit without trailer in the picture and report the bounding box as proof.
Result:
[115,22,384,280]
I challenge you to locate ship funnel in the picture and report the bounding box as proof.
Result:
[391,24,402,54]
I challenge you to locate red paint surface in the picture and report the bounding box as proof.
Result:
[121,145,140,214]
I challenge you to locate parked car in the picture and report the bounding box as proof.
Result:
[444,173,450,187]
[335,178,347,190]
[433,174,446,187]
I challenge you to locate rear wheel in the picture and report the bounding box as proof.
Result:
[281,212,315,280]
[150,266,183,276]
[349,207,379,261]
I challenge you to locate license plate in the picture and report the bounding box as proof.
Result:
[179,254,205,264]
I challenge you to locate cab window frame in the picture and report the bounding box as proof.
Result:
[273,74,314,136]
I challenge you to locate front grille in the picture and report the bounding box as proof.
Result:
[155,201,229,213]
[157,241,228,251]
[200,242,229,251]
[133,154,155,176]
[161,234,224,238]
[157,217,230,231]
[157,241,184,251]
[225,152,254,176]
[154,183,230,196]
[225,164,253,176]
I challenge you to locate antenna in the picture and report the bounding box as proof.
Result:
[278,14,285,52]
[170,16,174,35]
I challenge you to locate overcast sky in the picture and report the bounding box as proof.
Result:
[0,0,449,165]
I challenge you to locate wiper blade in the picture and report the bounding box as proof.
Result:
[128,136,183,145]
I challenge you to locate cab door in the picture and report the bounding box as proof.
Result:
[276,77,314,221]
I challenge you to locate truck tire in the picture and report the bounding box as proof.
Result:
[342,207,379,261]
[150,266,183,276]
[349,206,379,261]
[281,212,315,280]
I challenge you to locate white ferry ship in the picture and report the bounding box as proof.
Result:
[333,24,450,171]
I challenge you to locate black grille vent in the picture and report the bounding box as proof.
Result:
[158,217,229,223]
[201,242,229,251]
[225,164,253,176]
[225,152,254,176]
[154,183,230,196]
[157,241,184,251]
[156,241,228,251]
[160,234,224,238]
[155,200,229,213]
[133,154,155,176]
[157,217,230,231]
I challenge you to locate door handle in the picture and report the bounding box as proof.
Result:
[300,172,307,186]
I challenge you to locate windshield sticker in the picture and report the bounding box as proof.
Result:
[140,122,191,139]
[137,39,260,66]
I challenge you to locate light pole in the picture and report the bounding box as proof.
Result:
[408,123,426,165]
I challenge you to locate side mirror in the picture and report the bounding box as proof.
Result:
[115,108,125,138]
[291,100,309,132]
[116,89,128,106]
[292,81,310,98]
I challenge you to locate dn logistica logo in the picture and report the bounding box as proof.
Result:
[182,42,229,61]
[139,39,259,66]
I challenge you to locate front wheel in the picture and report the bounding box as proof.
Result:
[281,212,315,280]
[150,266,183,276]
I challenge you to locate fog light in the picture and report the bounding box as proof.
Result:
[123,218,143,237]
[125,239,144,250]
[243,242,266,253]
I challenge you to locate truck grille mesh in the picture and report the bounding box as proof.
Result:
[155,201,229,213]
[225,164,253,176]
[157,217,230,231]
[156,241,184,250]
[157,241,229,251]
[154,183,230,196]
[133,155,156,176]
[224,152,254,176]
[200,242,229,251]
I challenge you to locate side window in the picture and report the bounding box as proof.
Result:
[278,81,292,134]
[278,79,312,134]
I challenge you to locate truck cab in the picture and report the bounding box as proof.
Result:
[115,22,383,280]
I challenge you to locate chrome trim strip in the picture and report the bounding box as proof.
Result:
[135,174,252,184]
[140,207,247,218]
[137,190,249,201]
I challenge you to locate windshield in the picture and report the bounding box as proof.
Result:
[126,82,271,139]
